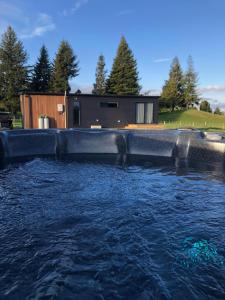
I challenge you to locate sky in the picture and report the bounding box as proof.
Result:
[0,0,225,108]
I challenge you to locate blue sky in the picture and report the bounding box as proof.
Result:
[0,0,225,107]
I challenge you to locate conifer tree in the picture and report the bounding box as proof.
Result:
[31,45,52,92]
[214,107,223,115]
[92,54,107,95]
[0,26,28,114]
[200,100,212,113]
[183,56,199,109]
[51,41,79,93]
[161,57,184,111]
[106,37,141,95]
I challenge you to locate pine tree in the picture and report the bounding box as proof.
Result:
[183,56,199,109]
[51,41,79,93]
[92,54,107,95]
[106,37,141,95]
[214,107,223,115]
[0,26,28,114]
[75,89,82,94]
[161,57,184,111]
[31,45,52,92]
[200,100,212,113]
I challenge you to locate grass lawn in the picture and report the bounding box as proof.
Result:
[159,109,225,132]
[13,118,22,129]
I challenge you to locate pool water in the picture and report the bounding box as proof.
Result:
[1,159,225,299]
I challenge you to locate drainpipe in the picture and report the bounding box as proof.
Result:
[64,90,67,129]
[20,94,25,128]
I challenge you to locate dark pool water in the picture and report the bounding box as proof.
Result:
[1,159,225,299]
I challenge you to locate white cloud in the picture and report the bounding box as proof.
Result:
[0,1,28,35]
[80,85,92,93]
[20,13,55,39]
[117,9,134,17]
[0,1,23,19]
[0,1,55,39]
[62,0,89,16]
[72,0,89,13]
[153,58,171,63]
[198,85,225,93]
[70,82,92,93]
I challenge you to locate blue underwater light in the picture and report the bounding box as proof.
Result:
[179,237,224,268]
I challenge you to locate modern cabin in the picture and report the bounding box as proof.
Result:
[20,93,159,129]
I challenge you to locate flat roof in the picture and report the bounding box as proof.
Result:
[20,92,160,99]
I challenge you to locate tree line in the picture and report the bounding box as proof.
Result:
[0,27,79,114]
[0,27,140,114]
[0,26,219,115]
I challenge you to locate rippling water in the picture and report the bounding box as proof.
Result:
[1,159,225,299]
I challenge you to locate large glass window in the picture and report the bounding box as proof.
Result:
[136,102,153,124]
[136,103,145,123]
[145,103,153,124]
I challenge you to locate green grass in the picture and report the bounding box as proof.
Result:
[13,118,22,129]
[159,109,225,132]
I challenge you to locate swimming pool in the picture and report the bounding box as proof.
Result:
[1,159,225,299]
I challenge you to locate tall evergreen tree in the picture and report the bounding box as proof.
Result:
[51,41,79,93]
[106,37,141,95]
[0,26,28,114]
[92,54,107,95]
[161,57,184,111]
[200,100,212,113]
[183,56,199,108]
[31,45,52,92]
[214,107,223,115]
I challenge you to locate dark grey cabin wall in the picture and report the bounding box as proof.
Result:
[20,93,159,129]
[73,95,158,128]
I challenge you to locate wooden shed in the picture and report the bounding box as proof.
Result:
[20,93,159,129]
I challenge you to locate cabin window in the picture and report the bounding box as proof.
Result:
[136,102,153,124]
[100,102,118,108]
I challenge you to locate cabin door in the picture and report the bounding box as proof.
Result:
[73,101,80,127]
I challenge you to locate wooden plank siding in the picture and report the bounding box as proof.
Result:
[20,94,67,129]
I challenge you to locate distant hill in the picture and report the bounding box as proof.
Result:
[159,109,225,131]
